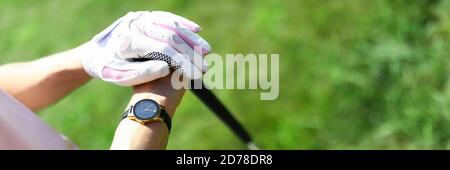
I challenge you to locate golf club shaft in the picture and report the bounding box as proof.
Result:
[189,80,257,149]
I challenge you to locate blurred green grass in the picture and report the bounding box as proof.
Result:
[0,0,450,149]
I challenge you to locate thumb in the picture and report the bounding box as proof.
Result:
[102,60,170,86]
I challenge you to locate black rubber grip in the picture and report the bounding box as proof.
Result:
[132,52,181,69]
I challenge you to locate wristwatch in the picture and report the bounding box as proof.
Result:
[121,99,172,133]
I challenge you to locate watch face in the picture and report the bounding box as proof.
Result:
[133,99,160,120]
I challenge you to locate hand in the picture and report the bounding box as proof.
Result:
[81,11,211,86]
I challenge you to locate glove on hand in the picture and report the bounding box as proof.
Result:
[82,11,211,86]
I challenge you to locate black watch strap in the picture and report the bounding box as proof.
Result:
[160,109,172,133]
[121,106,132,120]
[121,106,172,133]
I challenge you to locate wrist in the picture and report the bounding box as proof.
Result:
[75,42,96,78]
[130,83,184,118]
[128,92,172,114]
[42,43,92,83]
[130,75,185,117]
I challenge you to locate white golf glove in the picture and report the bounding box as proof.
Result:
[82,11,211,86]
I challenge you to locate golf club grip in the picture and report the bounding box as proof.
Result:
[132,52,181,69]
[131,52,253,145]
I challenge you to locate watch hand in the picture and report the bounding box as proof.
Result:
[144,105,154,112]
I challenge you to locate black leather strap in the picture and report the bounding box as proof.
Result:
[121,106,132,120]
[160,109,171,133]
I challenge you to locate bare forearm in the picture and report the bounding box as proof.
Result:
[0,44,91,111]
[110,75,185,150]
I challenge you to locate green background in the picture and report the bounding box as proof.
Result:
[1,0,450,149]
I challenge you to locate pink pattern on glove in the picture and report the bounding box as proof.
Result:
[154,23,210,55]
[102,66,137,81]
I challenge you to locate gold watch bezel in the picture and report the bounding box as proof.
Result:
[127,115,164,125]
[126,99,166,125]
